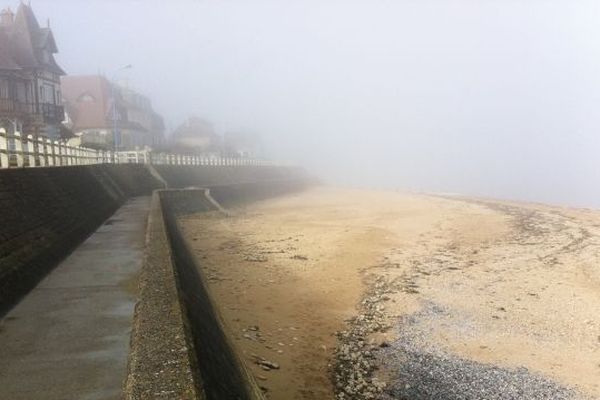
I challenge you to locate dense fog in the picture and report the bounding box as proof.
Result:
[33,0,600,207]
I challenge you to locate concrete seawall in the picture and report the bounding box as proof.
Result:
[126,181,309,399]
[0,163,310,398]
[0,164,162,316]
[154,164,309,188]
[161,190,263,399]
[0,164,308,316]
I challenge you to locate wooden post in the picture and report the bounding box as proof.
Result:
[65,145,71,165]
[46,139,54,166]
[36,137,45,167]
[24,134,34,167]
[0,129,8,168]
[53,141,60,166]
[14,132,24,167]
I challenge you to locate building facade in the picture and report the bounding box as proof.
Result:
[170,117,221,155]
[61,75,164,151]
[0,4,65,138]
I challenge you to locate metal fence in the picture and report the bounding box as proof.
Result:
[0,129,272,169]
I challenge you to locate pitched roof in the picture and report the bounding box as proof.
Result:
[0,28,20,70]
[61,75,113,130]
[0,3,65,74]
[173,117,218,140]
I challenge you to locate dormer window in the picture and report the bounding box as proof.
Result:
[42,49,50,63]
[78,93,95,103]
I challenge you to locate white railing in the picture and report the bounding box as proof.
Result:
[0,129,273,169]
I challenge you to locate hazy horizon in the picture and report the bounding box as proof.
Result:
[20,0,600,208]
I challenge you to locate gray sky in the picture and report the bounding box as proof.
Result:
[24,0,600,207]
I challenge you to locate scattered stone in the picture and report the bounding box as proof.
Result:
[257,359,280,370]
[333,275,401,399]
[379,303,580,400]
[244,254,268,262]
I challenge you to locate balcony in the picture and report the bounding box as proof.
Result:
[0,98,35,117]
[40,103,64,123]
[0,99,64,123]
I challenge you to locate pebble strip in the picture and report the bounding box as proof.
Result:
[333,277,586,400]
[381,304,584,400]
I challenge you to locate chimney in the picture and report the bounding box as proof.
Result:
[0,8,14,27]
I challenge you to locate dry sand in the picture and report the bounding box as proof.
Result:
[179,186,600,400]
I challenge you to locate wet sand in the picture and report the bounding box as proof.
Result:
[179,187,600,400]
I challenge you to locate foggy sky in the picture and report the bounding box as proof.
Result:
[24,0,600,207]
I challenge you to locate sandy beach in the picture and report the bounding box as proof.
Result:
[179,186,600,400]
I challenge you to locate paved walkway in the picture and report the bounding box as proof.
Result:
[0,197,150,400]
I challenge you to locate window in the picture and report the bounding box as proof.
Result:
[78,93,95,103]
[44,84,55,103]
[0,80,9,99]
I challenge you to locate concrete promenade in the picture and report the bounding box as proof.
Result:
[0,197,150,400]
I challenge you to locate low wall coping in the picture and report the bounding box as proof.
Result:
[124,192,203,399]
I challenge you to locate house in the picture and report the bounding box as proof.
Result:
[223,131,263,158]
[61,75,165,150]
[170,117,221,154]
[0,3,65,139]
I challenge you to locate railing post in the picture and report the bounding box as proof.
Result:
[36,137,45,167]
[0,129,8,168]
[53,141,61,166]
[46,139,54,166]
[65,145,71,165]
[62,142,68,165]
[56,141,62,166]
[14,132,24,167]
[24,134,34,167]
